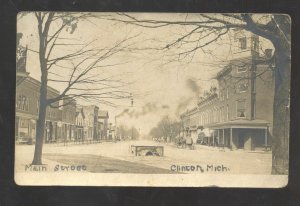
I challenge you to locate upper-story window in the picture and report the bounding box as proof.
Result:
[239,37,247,50]
[226,87,229,99]
[17,95,29,111]
[219,88,226,101]
[236,100,246,118]
[237,65,248,73]
[226,104,229,121]
[36,99,40,113]
[219,106,225,122]
[237,81,248,93]
[50,110,56,119]
[252,36,259,52]
[20,119,29,128]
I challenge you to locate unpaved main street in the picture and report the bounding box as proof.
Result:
[15,140,272,174]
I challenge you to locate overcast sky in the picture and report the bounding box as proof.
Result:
[17,13,273,135]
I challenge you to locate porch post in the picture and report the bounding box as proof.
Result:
[222,129,225,145]
[28,118,31,138]
[265,128,268,146]
[230,127,233,149]
[212,130,215,146]
[18,117,21,139]
[218,129,220,145]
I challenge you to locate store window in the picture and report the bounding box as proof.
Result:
[236,100,246,118]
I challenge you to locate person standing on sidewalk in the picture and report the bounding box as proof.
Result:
[186,135,193,150]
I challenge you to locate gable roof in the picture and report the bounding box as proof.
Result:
[75,108,85,119]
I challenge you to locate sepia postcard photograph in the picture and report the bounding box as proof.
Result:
[15,12,290,187]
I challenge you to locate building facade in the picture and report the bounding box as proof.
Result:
[181,32,274,150]
[16,44,110,144]
[98,110,109,140]
[75,106,86,142]
[44,89,62,143]
[60,99,76,142]
[16,75,111,144]
[82,105,99,141]
[15,76,62,143]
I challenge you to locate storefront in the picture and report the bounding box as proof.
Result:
[208,119,270,150]
[15,112,37,144]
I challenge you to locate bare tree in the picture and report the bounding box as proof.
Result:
[118,124,139,140]
[21,12,135,165]
[107,13,290,174]
[150,116,183,142]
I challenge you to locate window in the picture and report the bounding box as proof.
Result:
[226,104,229,121]
[219,89,226,101]
[252,36,259,52]
[239,37,247,50]
[213,109,216,123]
[219,106,225,122]
[37,99,40,113]
[226,87,229,99]
[20,119,29,128]
[17,95,29,111]
[237,65,248,73]
[237,82,248,93]
[236,100,246,118]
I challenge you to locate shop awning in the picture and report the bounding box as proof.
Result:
[207,119,270,129]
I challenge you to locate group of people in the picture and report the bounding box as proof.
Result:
[176,135,194,149]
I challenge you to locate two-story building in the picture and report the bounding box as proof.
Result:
[16,41,77,144]
[15,76,62,144]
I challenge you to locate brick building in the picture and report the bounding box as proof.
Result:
[181,31,274,150]
[15,76,62,143]
[16,43,109,144]
[16,41,77,144]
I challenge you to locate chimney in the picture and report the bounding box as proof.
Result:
[265,49,273,58]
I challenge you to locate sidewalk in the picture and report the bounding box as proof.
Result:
[43,139,116,147]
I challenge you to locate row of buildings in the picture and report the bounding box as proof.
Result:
[16,44,114,144]
[180,31,275,150]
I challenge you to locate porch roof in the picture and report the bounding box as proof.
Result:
[207,119,270,129]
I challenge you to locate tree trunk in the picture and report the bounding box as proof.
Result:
[32,82,47,165]
[32,23,48,164]
[271,46,290,175]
